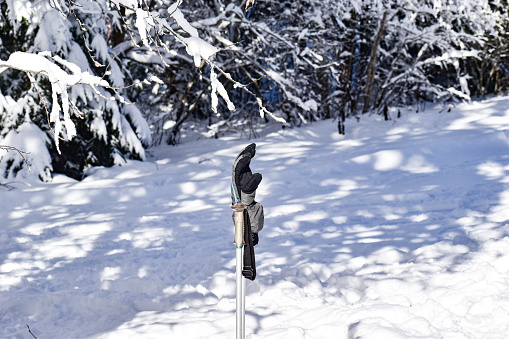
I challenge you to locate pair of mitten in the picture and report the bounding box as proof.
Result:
[231,143,264,245]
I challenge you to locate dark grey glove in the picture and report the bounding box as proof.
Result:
[231,143,264,234]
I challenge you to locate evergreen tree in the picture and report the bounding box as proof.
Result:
[0,0,150,181]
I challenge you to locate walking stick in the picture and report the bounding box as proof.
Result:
[232,203,246,339]
[231,143,264,337]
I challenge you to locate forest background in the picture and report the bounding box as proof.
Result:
[1,0,509,181]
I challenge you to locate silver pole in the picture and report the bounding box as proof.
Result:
[242,260,246,338]
[232,203,246,339]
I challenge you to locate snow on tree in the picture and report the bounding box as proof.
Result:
[0,0,151,180]
[0,0,285,179]
[1,0,509,181]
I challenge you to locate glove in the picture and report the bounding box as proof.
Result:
[232,143,261,204]
[251,232,259,246]
[231,143,264,235]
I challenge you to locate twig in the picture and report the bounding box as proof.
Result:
[65,0,105,67]
[27,324,38,339]
[0,146,31,171]
[0,180,30,191]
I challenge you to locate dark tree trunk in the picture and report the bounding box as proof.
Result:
[363,11,388,114]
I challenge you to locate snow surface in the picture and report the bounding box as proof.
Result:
[2,96,509,338]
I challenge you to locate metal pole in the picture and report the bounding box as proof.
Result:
[232,203,246,339]
[242,260,246,339]
[235,246,243,338]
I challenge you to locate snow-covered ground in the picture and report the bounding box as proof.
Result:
[1,97,509,338]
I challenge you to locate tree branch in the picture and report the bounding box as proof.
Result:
[26,324,38,339]
[0,146,31,171]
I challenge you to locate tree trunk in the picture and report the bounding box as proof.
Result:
[317,64,330,119]
[362,11,388,114]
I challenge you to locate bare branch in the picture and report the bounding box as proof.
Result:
[26,324,38,339]
[0,145,31,171]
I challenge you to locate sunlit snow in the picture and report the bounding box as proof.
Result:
[1,97,509,338]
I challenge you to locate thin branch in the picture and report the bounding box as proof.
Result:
[0,146,31,171]
[210,62,286,123]
[27,72,67,144]
[27,324,38,339]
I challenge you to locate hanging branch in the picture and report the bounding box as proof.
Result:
[0,146,31,171]
[109,0,286,123]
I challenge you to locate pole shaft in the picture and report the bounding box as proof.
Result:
[236,247,243,339]
[232,203,246,339]
[242,264,246,338]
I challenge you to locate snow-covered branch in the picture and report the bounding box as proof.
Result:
[0,51,120,152]
[66,0,284,124]
[109,0,285,123]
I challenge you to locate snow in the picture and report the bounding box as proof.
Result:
[2,96,509,338]
[0,123,52,182]
[135,8,155,48]
[265,70,317,113]
[5,0,35,29]
[169,4,199,38]
[211,67,235,114]
[184,36,219,68]
[122,104,152,148]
